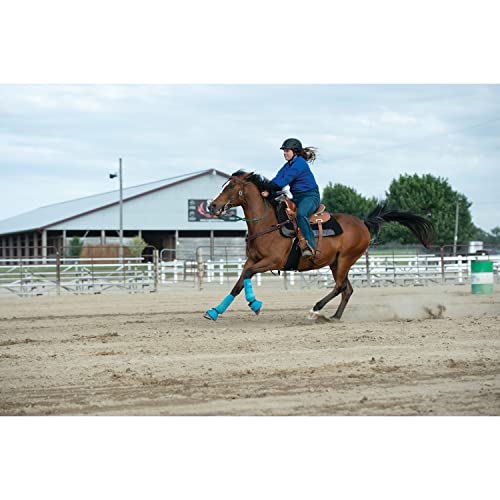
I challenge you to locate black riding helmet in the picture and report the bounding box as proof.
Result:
[280,138,302,151]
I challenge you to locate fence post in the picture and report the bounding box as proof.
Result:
[457,255,464,284]
[207,261,213,283]
[440,247,445,283]
[173,259,178,283]
[196,247,204,290]
[56,250,61,296]
[365,251,371,287]
[153,249,159,292]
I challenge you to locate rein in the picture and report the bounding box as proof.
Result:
[221,175,270,223]
[233,198,270,222]
[219,174,289,250]
[245,221,290,250]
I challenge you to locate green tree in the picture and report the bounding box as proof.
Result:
[128,235,147,257]
[380,173,476,246]
[491,227,500,243]
[68,236,83,257]
[474,226,500,244]
[321,182,377,218]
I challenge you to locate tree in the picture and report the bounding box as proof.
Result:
[380,173,476,246]
[474,226,500,245]
[68,236,83,257]
[128,235,147,257]
[321,182,377,218]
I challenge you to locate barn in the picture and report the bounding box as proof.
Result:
[0,169,247,262]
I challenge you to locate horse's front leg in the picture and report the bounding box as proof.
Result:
[204,257,276,320]
[203,259,255,321]
[241,257,278,315]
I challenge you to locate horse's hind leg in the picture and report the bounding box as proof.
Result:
[310,255,357,320]
[309,260,349,317]
[331,278,353,320]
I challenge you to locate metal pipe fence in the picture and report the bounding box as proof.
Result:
[1,245,499,297]
[0,246,159,297]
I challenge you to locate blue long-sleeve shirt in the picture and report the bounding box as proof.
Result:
[271,155,319,195]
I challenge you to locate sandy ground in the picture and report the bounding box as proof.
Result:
[0,282,499,415]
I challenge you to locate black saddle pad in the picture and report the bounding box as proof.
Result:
[276,202,343,239]
[283,238,301,271]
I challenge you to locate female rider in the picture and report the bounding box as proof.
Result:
[262,138,320,258]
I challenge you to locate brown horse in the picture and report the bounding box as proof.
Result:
[204,171,434,321]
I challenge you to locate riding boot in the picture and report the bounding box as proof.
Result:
[300,239,315,258]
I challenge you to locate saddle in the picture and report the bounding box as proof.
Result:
[275,194,343,258]
[282,198,331,225]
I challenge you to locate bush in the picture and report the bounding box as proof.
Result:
[128,235,147,257]
[68,237,84,257]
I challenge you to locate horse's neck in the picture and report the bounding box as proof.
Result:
[243,189,277,233]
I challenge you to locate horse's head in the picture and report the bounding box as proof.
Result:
[209,172,253,216]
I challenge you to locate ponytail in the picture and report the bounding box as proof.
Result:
[297,146,317,163]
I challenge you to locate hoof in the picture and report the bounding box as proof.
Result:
[249,300,263,315]
[308,309,330,323]
[204,309,218,321]
[308,309,320,320]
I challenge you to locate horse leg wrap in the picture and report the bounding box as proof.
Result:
[244,279,262,314]
[248,299,263,314]
[204,294,234,321]
[244,279,255,302]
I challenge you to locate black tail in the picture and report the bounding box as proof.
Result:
[364,204,435,248]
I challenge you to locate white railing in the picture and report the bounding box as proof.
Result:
[159,253,500,289]
[2,252,499,297]
[0,256,156,297]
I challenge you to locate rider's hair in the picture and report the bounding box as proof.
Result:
[296,147,317,163]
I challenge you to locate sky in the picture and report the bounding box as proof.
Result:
[1,84,499,231]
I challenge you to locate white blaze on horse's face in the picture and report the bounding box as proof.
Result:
[210,179,244,216]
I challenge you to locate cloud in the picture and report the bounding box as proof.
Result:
[0,84,499,230]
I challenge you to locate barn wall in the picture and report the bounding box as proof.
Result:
[49,173,247,232]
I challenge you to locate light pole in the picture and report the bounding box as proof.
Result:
[109,158,124,258]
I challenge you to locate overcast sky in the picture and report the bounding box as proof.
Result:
[1,84,499,231]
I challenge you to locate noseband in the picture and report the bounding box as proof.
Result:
[219,175,270,223]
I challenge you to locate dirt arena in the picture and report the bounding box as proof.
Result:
[1,282,499,415]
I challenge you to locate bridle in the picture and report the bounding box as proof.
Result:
[219,175,270,223]
[220,175,247,212]
[217,175,290,250]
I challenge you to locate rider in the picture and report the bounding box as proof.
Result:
[262,138,320,258]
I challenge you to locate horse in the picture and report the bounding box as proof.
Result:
[203,170,434,322]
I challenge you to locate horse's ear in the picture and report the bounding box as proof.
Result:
[242,171,253,179]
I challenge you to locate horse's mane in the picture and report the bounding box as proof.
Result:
[231,170,280,207]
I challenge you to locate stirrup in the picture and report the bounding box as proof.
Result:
[301,242,316,258]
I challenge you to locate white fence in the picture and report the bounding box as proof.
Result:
[159,253,500,288]
[1,251,499,297]
[0,256,157,297]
